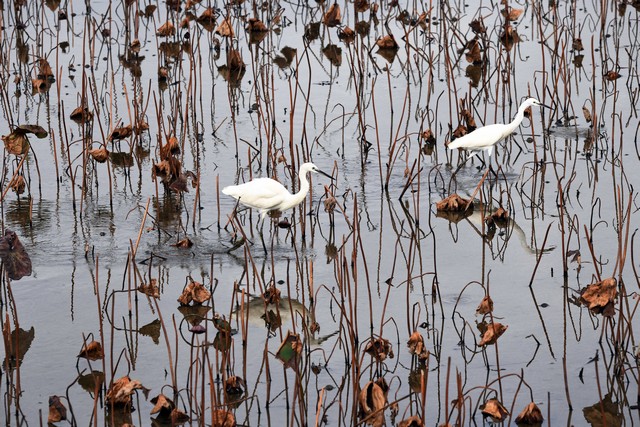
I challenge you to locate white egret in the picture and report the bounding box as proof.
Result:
[448,97,549,164]
[222,162,332,220]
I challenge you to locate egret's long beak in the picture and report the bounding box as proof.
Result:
[317,169,334,180]
[540,103,551,109]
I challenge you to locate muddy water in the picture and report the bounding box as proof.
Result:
[1,0,639,425]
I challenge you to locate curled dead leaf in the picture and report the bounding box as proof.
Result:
[501,7,523,21]
[323,44,342,67]
[106,376,148,406]
[157,21,176,37]
[48,395,67,423]
[515,401,544,425]
[70,106,93,123]
[304,22,321,41]
[150,393,174,417]
[355,0,370,13]
[364,336,394,361]
[215,17,234,37]
[160,136,181,160]
[407,331,428,360]
[89,147,109,163]
[582,106,592,123]
[481,398,509,422]
[323,3,341,27]
[358,380,387,426]
[469,18,486,34]
[227,48,245,71]
[246,17,267,33]
[478,322,508,346]
[225,376,245,399]
[573,38,584,51]
[211,409,235,427]
[2,132,30,155]
[376,34,398,50]
[338,26,355,43]
[604,70,621,81]
[78,340,104,360]
[500,25,520,50]
[172,237,193,249]
[398,416,423,427]
[138,279,160,298]
[196,8,216,31]
[109,125,133,141]
[476,296,493,315]
[177,278,211,305]
[435,194,473,212]
[580,277,617,316]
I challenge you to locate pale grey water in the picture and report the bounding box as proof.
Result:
[1,0,639,425]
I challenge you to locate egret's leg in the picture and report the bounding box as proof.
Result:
[452,150,478,176]
[258,217,268,255]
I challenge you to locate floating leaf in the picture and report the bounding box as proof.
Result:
[78,340,104,360]
[172,237,194,249]
[582,393,622,427]
[70,106,93,123]
[275,331,302,369]
[478,322,508,346]
[580,277,617,316]
[481,398,509,422]
[0,229,32,280]
[48,396,67,423]
[435,194,473,213]
[323,3,341,27]
[515,402,544,425]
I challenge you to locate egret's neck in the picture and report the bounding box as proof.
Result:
[505,104,529,135]
[290,172,310,206]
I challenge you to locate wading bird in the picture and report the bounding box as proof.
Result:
[448,97,549,167]
[223,162,332,221]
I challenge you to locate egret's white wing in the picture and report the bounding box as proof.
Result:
[448,123,509,151]
[223,178,289,211]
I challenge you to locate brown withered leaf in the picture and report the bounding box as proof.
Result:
[78,340,104,360]
[323,3,341,27]
[465,39,482,64]
[478,322,507,346]
[355,0,370,12]
[304,21,321,41]
[172,237,193,249]
[323,44,342,67]
[160,136,181,160]
[89,147,109,163]
[150,393,174,416]
[515,402,544,425]
[407,331,428,360]
[10,175,26,195]
[452,123,467,139]
[138,279,160,298]
[364,336,394,361]
[227,48,245,71]
[16,124,48,138]
[109,125,133,141]
[70,106,93,123]
[462,109,476,130]
[38,58,54,80]
[580,277,617,316]
[421,129,436,145]
[582,106,592,123]
[466,64,483,87]
[177,279,211,305]
[275,331,303,369]
[263,286,281,304]
[105,376,148,406]
[481,398,509,422]
[573,38,584,51]
[2,132,29,156]
[48,395,67,423]
[355,20,370,36]
[567,249,581,264]
[170,409,190,424]
[490,207,510,227]
[469,18,486,34]
[338,26,355,43]
[215,17,234,37]
[604,70,621,81]
[246,17,267,33]
[398,416,423,427]
[376,34,398,50]
[77,371,104,394]
[358,380,387,427]
[502,7,523,21]
[0,230,32,280]
[196,8,216,31]
[157,21,176,37]
[500,25,520,50]
[435,194,473,212]
[109,152,134,168]
[476,295,493,315]
[225,376,245,400]
[211,409,235,427]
